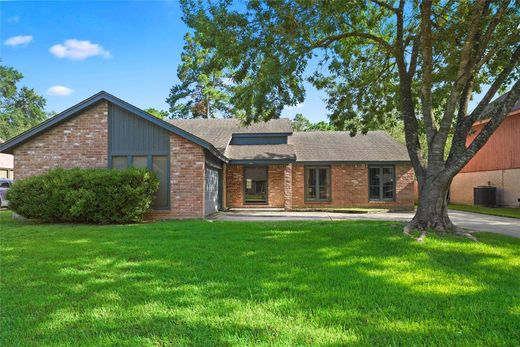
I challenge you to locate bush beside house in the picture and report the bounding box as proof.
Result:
[7,168,159,224]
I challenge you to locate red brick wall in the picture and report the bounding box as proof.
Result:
[148,133,205,219]
[13,101,109,179]
[291,163,414,209]
[284,164,293,210]
[268,165,285,207]
[226,165,244,207]
[225,164,286,208]
[12,99,206,220]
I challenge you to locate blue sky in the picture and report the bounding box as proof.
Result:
[1,1,328,122]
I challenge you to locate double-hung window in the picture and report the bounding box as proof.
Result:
[305,166,330,202]
[110,155,169,209]
[369,166,395,201]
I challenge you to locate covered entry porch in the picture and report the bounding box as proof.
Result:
[224,163,293,210]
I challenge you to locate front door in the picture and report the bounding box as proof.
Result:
[244,166,268,204]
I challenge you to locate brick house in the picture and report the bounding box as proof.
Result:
[450,94,520,207]
[0,91,414,219]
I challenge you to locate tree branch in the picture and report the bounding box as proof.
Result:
[419,0,437,145]
[311,32,393,53]
[367,0,398,13]
[446,78,475,166]
[432,0,487,160]
[470,45,520,119]
[447,79,520,176]
[446,44,520,169]
[408,35,420,77]
[395,0,425,177]
[473,0,510,59]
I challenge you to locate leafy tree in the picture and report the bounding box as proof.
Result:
[144,108,168,119]
[0,65,47,140]
[181,0,520,236]
[292,113,336,131]
[291,113,312,131]
[308,121,336,131]
[166,33,233,118]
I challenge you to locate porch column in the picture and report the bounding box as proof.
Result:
[284,163,293,210]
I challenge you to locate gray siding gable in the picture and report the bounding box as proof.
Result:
[108,103,169,155]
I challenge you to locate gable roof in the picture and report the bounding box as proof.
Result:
[288,131,410,163]
[0,91,226,161]
[477,91,520,120]
[0,91,410,164]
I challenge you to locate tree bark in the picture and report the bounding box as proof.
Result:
[406,170,454,233]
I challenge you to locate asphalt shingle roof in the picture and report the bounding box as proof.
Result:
[477,92,520,120]
[169,118,293,153]
[169,118,410,162]
[225,144,296,161]
[288,131,410,162]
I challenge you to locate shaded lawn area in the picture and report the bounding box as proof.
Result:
[1,211,519,346]
[449,203,520,219]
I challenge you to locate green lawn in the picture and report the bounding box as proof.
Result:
[449,203,520,219]
[1,211,519,346]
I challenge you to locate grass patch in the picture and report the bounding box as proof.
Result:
[449,203,520,219]
[1,210,519,346]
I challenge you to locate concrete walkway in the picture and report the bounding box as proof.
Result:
[210,209,520,238]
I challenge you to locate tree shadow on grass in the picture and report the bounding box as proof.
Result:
[1,220,519,346]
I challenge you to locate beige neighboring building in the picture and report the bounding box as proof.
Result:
[451,95,520,207]
[0,139,14,179]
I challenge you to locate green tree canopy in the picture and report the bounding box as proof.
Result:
[290,113,311,131]
[0,65,47,141]
[291,113,336,131]
[166,33,234,118]
[180,0,520,235]
[144,108,169,119]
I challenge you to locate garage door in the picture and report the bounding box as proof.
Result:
[205,167,220,216]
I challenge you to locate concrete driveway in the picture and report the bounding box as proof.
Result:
[210,209,520,238]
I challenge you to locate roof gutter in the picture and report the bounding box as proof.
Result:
[294,160,412,165]
[228,158,297,165]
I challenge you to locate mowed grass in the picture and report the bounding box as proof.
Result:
[449,203,520,219]
[1,211,519,346]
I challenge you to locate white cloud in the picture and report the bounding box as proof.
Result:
[6,16,20,23]
[49,39,111,60]
[4,35,33,47]
[284,103,304,110]
[46,86,74,96]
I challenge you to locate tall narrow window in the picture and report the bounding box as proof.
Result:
[112,156,128,170]
[369,166,395,201]
[111,154,169,209]
[152,156,168,209]
[305,166,330,201]
[132,156,148,169]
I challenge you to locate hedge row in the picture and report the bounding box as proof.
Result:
[7,168,159,224]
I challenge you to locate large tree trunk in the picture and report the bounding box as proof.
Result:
[406,172,455,233]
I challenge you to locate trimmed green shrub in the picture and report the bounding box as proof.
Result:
[7,168,159,224]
